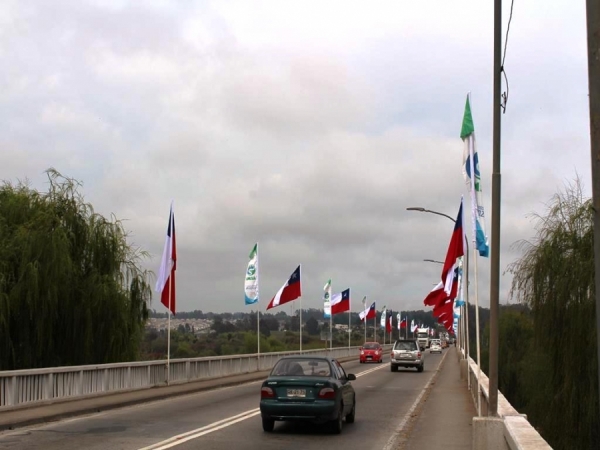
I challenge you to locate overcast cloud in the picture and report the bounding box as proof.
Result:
[0,0,591,314]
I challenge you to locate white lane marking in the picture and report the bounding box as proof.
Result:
[137,408,261,450]
[381,349,448,450]
[137,361,389,449]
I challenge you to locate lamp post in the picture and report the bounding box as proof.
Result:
[423,259,444,264]
[406,206,471,368]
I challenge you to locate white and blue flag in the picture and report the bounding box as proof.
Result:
[461,94,489,257]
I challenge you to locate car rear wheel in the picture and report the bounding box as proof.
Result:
[262,417,275,432]
[330,407,343,434]
[417,365,424,373]
[391,365,398,372]
[345,399,356,424]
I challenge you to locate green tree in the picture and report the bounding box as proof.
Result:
[508,180,598,449]
[0,169,152,370]
[305,316,319,335]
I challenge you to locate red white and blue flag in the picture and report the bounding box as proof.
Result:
[359,301,376,321]
[441,199,466,295]
[331,288,350,314]
[156,203,177,314]
[386,312,393,333]
[267,265,302,310]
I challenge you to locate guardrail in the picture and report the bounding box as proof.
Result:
[462,352,552,449]
[0,346,383,411]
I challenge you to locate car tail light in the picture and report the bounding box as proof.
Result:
[261,387,275,398]
[417,351,422,358]
[318,387,336,399]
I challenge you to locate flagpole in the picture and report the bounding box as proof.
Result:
[467,113,482,416]
[348,290,351,349]
[167,275,171,385]
[257,242,260,364]
[363,297,366,344]
[373,311,376,343]
[299,298,302,353]
[299,266,302,353]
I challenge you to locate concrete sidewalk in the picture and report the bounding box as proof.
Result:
[402,347,477,449]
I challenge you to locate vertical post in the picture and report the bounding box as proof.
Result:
[586,0,600,426]
[473,246,482,416]
[363,297,367,344]
[299,299,303,353]
[348,312,351,348]
[488,0,503,417]
[167,275,171,386]
[330,312,333,352]
[373,314,376,343]
[257,243,260,365]
[257,309,260,368]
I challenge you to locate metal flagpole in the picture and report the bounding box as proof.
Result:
[348,290,351,349]
[299,264,302,353]
[299,299,302,353]
[256,242,260,363]
[363,297,367,343]
[329,280,332,352]
[167,275,171,385]
[373,310,376,343]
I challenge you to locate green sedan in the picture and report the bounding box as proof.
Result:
[259,355,357,434]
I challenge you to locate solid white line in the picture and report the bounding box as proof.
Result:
[137,408,260,450]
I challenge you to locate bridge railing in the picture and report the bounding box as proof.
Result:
[462,352,552,449]
[0,346,383,411]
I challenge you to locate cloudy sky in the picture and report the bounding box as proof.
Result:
[0,0,591,314]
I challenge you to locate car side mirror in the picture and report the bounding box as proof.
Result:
[347,374,356,381]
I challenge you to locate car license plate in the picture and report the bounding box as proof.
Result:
[287,389,306,398]
[400,354,412,359]
[366,356,372,359]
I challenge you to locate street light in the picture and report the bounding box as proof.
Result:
[406,207,457,223]
[423,259,444,264]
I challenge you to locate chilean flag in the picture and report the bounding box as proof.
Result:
[399,317,407,329]
[331,288,350,314]
[386,312,393,333]
[424,267,459,308]
[266,265,302,310]
[359,301,376,321]
[441,199,466,295]
[156,203,176,314]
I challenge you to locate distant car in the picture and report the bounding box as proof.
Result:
[260,356,356,434]
[430,339,442,354]
[390,339,424,372]
[359,342,383,363]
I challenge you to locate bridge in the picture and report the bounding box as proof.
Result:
[0,346,551,449]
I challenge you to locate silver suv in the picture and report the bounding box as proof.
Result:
[390,339,424,372]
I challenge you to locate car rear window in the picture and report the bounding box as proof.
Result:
[394,341,417,351]
[271,358,332,377]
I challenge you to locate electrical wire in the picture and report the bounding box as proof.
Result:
[501,0,515,113]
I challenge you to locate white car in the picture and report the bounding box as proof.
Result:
[429,340,442,354]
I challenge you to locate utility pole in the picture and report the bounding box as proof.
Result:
[586,0,600,429]
[488,0,502,416]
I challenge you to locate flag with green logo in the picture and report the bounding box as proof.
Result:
[244,243,259,305]
[323,279,332,318]
[461,94,489,257]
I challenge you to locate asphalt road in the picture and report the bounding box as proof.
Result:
[0,352,446,450]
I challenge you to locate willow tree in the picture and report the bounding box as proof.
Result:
[0,169,152,370]
[508,180,598,449]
